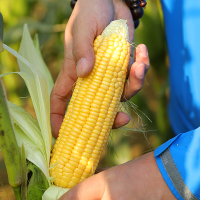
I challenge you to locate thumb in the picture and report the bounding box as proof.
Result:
[72,16,96,77]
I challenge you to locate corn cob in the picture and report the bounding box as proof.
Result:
[50,19,130,188]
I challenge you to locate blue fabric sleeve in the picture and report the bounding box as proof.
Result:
[155,127,200,199]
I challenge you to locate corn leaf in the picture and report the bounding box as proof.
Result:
[8,101,49,177]
[21,143,27,200]
[27,162,49,200]
[0,78,21,188]
[1,24,55,178]
[1,45,51,173]
[42,186,69,200]
[18,24,54,92]
[1,24,69,198]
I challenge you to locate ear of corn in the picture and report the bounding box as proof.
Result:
[50,19,130,188]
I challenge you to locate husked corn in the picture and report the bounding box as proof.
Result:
[50,19,130,188]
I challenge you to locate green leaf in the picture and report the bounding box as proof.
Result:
[18,24,54,92]
[1,24,60,198]
[0,78,21,188]
[2,43,53,177]
[8,101,49,179]
[21,143,27,200]
[27,162,49,200]
[33,33,52,86]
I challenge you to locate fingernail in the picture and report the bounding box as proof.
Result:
[136,64,145,79]
[76,58,88,77]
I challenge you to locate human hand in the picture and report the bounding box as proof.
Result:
[59,152,175,200]
[50,0,150,138]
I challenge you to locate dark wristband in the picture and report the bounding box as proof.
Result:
[70,0,147,29]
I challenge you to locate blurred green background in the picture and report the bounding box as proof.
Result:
[0,0,173,199]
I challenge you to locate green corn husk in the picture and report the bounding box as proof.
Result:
[1,24,67,199]
[0,78,22,199]
[27,162,49,199]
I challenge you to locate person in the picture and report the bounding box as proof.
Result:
[50,0,200,199]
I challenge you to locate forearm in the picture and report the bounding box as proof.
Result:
[59,152,175,200]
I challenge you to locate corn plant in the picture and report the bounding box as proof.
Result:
[0,23,70,199]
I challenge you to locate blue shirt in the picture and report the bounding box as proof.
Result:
[162,0,200,135]
[155,0,200,199]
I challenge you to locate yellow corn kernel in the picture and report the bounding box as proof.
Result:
[50,19,130,188]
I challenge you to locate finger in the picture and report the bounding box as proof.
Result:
[50,54,76,138]
[122,61,146,101]
[50,20,77,138]
[72,20,95,77]
[128,44,149,74]
[71,1,99,77]
[50,58,76,138]
[135,44,150,72]
[113,111,130,129]
[121,44,149,100]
